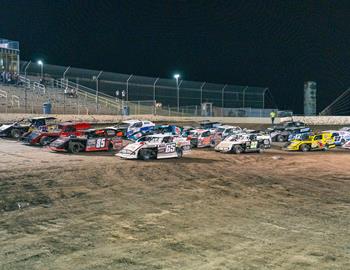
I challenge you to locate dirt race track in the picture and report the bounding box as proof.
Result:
[0,139,350,270]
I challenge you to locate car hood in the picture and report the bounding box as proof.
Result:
[122,142,143,152]
[0,124,13,132]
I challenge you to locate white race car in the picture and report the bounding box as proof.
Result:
[324,130,350,146]
[215,133,269,154]
[116,134,191,160]
[108,120,155,138]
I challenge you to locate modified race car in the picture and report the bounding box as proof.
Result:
[49,128,123,153]
[323,130,350,146]
[182,129,213,148]
[109,120,155,138]
[283,132,335,152]
[0,116,56,139]
[267,121,307,142]
[116,134,191,160]
[22,122,92,146]
[215,133,268,154]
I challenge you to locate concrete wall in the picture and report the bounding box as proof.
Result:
[0,113,276,125]
[280,116,350,125]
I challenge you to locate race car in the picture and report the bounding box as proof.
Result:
[22,122,92,146]
[287,127,312,141]
[269,121,306,131]
[215,133,268,154]
[269,126,310,142]
[0,116,56,139]
[323,130,350,146]
[182,129,212,148]
[49,128,123,153]
[283,132,335,152]
[116,134,191,160]
[210,125,243,146]
[109,120,155,138]
[342,140,350,149]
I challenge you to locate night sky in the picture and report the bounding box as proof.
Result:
[1,0,350,113]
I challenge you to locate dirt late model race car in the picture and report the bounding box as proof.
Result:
[283,132,335,152]
[116,134,191,160]
[49,128,123,153]
[215,133,270,154]
[181,129,213,148]
[22,122,92,146]
[0,116,56,139]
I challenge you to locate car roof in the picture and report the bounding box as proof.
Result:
[59,121,90,126]
[146,134,175,138]
[31,116,57,121]
[122,120,140,124]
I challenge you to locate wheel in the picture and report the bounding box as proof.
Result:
[300,144,310,152]
[277,134,285,142]
[11,129,22,139]
[108,143,114,152]
[138,149,156,160]
[258,144,265,153]
[323,144,329,151]
[176,147,183,158]
[68,142,83,153]
[39,136,53,146]
[232,145,243,154]
[340,139,346,145]
[190,139,197,148]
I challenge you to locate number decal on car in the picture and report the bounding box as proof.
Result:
[165,144,176,153]
[96,138,106,148]
[250,141,258,148]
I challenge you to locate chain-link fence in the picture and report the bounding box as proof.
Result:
[20,61,274,116]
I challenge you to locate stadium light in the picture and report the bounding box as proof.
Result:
[37,60,44,79]
[174,74,181,112]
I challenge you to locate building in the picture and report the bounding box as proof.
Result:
[0,38,20,73]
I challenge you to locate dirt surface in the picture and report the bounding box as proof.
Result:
[0,139,350,269]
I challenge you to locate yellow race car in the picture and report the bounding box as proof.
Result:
[283,132,335,152]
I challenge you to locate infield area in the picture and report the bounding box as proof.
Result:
[0,139,350,269]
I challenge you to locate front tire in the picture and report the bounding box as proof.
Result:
[277,135,285,142]
[323,144,329,151]
[11,129,22,139]
[176,147,183,158]
[300,144,310,152]
[40,136,53,146]
[138,149,156,160]
[69,142,83,154]
[232,145,243,154]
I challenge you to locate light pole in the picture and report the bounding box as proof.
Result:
[93,70,103,112]
[200,82,206,105]
[24,60,31,79]
[126,74,133,102]
[153,77,159,115]
[221,84,227,117]
[37,60,43,79]
[174,74,180,112]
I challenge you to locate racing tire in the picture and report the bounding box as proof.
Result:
[232,145,243,154]
[258,144,265,153]
[277,135,285,142]
[108,143,114,152]
[39,136,53,146]
[340,139,346,145]
[68,142,83,154]
[300,144,310,152]
[190,139,197,148]
[176,147,183,158]
[323,144,329,151]
[11,129,22,139]
[138,149,156,160]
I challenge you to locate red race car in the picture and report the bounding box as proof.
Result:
[22,122,92,146]
[49,128,124,153]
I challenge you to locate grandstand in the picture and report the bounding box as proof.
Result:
[15,61,276,117]
[0,60,277,117]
